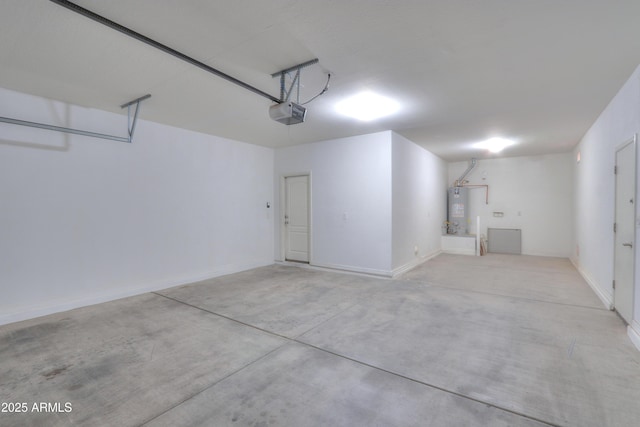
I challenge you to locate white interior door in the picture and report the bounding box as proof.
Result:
[614,137,636,324]
[285,175,309,262]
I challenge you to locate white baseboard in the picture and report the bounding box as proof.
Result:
[392,250,441,278]
[522,251,573,258]
[309,261,393,278]
[441,235,476,256]
[293,250,443,279]
[277,262,392,280]
[570,258,613,310]
[0,260,272,326]
[441,248,476,256]
[629,321,640,352]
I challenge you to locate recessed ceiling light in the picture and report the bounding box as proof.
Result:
[474,137,516,153]
[335,92,400,121]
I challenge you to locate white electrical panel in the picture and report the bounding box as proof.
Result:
[488,228,521,254]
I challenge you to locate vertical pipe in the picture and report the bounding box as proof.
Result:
[456,158,477,186]
[476,216,481,256]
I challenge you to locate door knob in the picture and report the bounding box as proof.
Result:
[623,242,633,248]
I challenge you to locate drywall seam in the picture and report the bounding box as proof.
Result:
[571,258,614,310]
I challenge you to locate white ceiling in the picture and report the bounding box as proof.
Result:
[1,0,639,161]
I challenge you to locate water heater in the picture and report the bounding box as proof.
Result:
[447,187,469,234]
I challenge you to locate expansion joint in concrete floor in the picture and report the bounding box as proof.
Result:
[151,291,563,427]
[151,292,291,341]
[408,279,611,313]
[139,341,289,426]
[297,342,563,427]
[4,257,638,426]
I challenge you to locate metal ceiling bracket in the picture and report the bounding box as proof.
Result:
[272,59,319,103]
[0,94,151,144]
[284,69,301,103]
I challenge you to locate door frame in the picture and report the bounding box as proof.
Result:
[613,134,637,324]
[279,172,312,263]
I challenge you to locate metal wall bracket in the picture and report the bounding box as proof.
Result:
[120,94,151,142]
[0,94,151,143]
[271,59,319,103]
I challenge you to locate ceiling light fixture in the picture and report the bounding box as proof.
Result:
[335,92,400,121]
[474,137,516,153]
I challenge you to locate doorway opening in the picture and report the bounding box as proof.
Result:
[282,174,310,263]
[613,135,636,324]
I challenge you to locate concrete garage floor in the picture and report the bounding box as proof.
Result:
[2,254,640,426]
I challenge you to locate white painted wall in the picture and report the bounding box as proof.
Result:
[448,154,574,257]
[274,131,447,276]
[274,131,393,275]
[573,64,640,331]
[0,87,274,325]
[391,133,447,273]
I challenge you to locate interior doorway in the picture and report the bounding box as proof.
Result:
[283,174,310,263]
[614,136,636,324]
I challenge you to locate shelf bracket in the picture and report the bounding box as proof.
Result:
[0,94,151,144]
